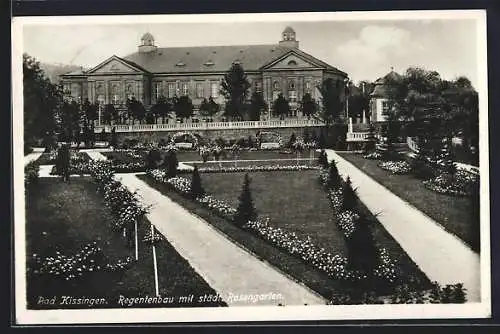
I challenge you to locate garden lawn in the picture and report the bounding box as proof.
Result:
[26,177,225,309]
[337,152,479,252]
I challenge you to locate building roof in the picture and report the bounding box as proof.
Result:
[121,44,346,75]
[371,70,403,97]
[283,26,295,33]
[141,32,154,40]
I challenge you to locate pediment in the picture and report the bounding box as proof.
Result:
[87,56,144,74]
[261,52,320,70]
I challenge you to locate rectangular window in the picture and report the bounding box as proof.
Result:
[255,81,262,93]
[382,101,390,114]
[288,90,297,103]
[211,82,219,98]
[112,94,120,105]
[272,91,280,101]
[168,82,176,98]
[182,82,189,96]
[196,82,204,98]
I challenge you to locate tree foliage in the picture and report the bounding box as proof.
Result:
[318,78,345,125]
[199,96,220,118]
[190,166,205,199]
[220,63,251,120]
[272,93,290,120]
[300,93,317,118]
[23,53,61,147]
[174,95,194,120]
[248,92,267,121]
[150,95,172,123]
[234,173,258,227]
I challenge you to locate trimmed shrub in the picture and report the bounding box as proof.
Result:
[234,173,258,227]
[341,176,357,211]
[190,166,205,199]
[327,160,342,189]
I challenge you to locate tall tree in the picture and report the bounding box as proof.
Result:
[199,96,220,119]
[82,99,98,125]
[300,93,317,118]
[318,78,345,125]
[174,95,194,120]
[150,95,172,124]
[248,92,267,121]
[102,104,118,125]
[59,100,81,143]
[220,63,251,120]
[23,53,61,148]
[234,173,258,227]
[190,166,205,199]
[272,93,291,120]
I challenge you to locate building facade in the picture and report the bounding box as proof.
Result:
[61,27,348,122]
[369,69,403,122]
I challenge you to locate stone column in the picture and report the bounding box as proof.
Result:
[104,81,109,104]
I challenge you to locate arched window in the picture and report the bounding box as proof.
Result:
[288,60,297,66]
[288,80,296,90]
[273,81,280,90]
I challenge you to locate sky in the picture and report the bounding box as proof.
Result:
[21,13,482,88]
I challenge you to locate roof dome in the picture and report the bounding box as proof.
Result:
[283,26,295,33]
[141,32,154,41]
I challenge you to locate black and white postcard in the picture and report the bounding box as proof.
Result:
[12,10,491,325]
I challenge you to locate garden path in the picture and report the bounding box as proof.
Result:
[24,152,43,167]
[115,173,327,306]
[324,150,482,302]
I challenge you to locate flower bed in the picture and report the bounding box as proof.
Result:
[88,161,149,230]
[319,167,398,285]
[378,161,413,175]
[196,165,319,174]
[31,242,133,282]
[423,170,479,196]
[363,151,382,160]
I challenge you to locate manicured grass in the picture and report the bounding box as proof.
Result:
[138,170,431,298]
[337,152,479,252]
[186,159,319,169]
[137,173,346,300]
[26,178,225,309]
[198,171,347,256]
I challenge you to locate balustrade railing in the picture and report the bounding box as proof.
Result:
[93,119,325,133]
[346,132,370,142]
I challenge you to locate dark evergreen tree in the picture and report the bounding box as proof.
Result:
[56,144,71,182]
[234,173,258,227]
[190,166,205,199]
[327,159,341,189]
[163,150,178,178]
[220,63,251,120]
[318,149,329,169]
[318,78,345,125]
[145,148,162,170]
[364,122,377,152]
[318,132,327,149]
[109,127,118,149]
[346,216,379,275]
[341,176,358,211]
